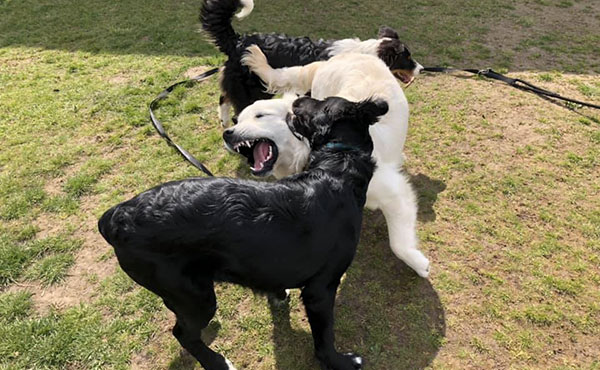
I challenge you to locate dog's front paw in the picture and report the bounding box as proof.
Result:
[319,352,363,370]
[241,44,267,71]
[399,249,430,278]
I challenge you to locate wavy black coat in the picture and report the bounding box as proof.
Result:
[98,97,388,370]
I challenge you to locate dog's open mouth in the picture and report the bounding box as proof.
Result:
[393,70,415,86]
[232,138,278,176]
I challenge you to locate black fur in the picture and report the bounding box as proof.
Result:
[201,0,332,117]
[98,96,388,370]
[200,0,415,119]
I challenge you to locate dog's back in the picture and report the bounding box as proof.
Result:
[98,175,362,290]
[312,53,409,165]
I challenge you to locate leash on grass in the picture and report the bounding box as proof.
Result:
[149,67,220,177]
[422,67,600,110]
[149,65,598,176]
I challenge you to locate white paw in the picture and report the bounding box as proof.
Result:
[403,250,430,278]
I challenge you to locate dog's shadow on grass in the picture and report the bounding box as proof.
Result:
[268,209,446,370]
[410,173,447,223]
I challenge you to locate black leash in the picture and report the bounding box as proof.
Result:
[148,65,598,176]
[149,67,220,177]
[423,67,600,110]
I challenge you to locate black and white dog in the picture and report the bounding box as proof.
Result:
[98,96,388,370]
[201,0,422,126]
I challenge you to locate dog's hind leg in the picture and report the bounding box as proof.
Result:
[366,165,430,278]
[166,279,235,370]
[302,279,362,370]
[268,289,291,307]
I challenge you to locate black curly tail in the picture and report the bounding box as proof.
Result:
[201,0,252,57]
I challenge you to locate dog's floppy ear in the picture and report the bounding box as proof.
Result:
[377,39,406,68]
[378,26,399,39]
[356,99,389,125]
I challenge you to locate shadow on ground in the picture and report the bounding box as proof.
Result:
[267,208,445,369]
[411,173,447,223]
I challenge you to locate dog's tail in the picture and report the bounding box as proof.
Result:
[201,0,254,56]
[98,206,120,247]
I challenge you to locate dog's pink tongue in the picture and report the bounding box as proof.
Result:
[253,141,270,170]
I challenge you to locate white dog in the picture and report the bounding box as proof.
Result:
[222,46,430,277]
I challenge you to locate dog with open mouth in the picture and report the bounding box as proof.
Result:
[223,47,431,278]
[99,95,388,370]
[201,0,422,126]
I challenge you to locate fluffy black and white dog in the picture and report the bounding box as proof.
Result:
[201,0,422,126]
[98,96,388,370]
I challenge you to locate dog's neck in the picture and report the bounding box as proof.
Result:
[307,143,375,207]
[326,38,381,58]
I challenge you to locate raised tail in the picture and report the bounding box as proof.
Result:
[200,0,254,56]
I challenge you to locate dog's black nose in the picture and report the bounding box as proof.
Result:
[223,128,234,141]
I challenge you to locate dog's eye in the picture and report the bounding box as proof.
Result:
[255,113,264,119]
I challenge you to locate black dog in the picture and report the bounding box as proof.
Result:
[201,0,421,126]
[98,96,388,370]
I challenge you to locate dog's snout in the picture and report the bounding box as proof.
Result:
[414,62,424,76]
[223,128,234,141]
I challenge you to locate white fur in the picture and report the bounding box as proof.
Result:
[326,38,383,57]
[228,94,311,179]
[237,48,430,277]
[235,0,254,19]
[327,38,425,79]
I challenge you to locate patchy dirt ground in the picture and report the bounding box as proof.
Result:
[1,0,598,368]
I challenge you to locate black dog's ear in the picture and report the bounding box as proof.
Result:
[378,26,399,39]
[356,99,389,125]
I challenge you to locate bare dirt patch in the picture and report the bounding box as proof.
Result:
[184,66,214,79]
[108,73,131,85]
[483,1,600,72]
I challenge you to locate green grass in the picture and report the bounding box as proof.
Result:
[1,0,599,369]
[0,291,33,322]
